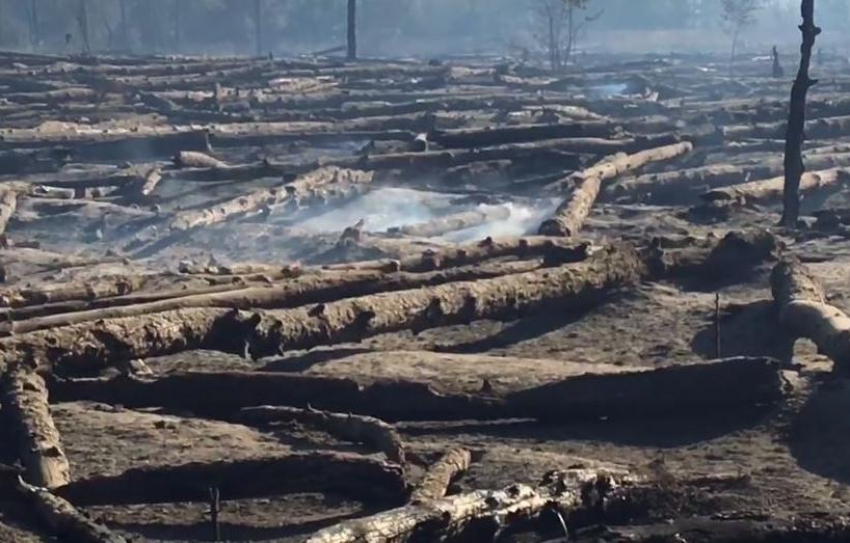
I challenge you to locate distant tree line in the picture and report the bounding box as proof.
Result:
[0,0,847,57]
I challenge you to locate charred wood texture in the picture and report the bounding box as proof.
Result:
[238,405,406,464]
[306,468,631,543]
[539,142,693,237]
[410,448,472,502]
[782,0,821,227]
[0,243,637,374]
[2,370,71,489]
[771,257,850,370]
[17,477,127,543]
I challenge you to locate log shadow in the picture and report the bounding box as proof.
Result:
[259,346,375,372]
[105,508,369,542]
[690,299,784,361]
[666,266,773,294]
[787,375,850,485]
[401,403,777,449]
[432,296,609,354]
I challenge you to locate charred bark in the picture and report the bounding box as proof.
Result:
[410,448,472,502]
[2,370,71,489]
[771,257,850,370]
[539,142,692,237]
[238,406,406,464]
[17,477,127,543]
[782,0,821,227]
[306,468,630,543]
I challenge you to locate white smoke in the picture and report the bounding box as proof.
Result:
[297,187,559,242]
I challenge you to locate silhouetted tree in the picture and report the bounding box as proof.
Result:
[347,0,357,60]
[782,0,821,227]
[721,0,760,76]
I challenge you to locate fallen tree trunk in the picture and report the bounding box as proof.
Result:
[137,166,162,198]
[173,150,228,169]
[50,357,782,422]
[51,371,505,421]
[56,453,405,506]
[238,406,406,464]
[305,468,629,543]
[2,370,71,489]
[771,257,850,370]
[724,114,850,141]
[429,121,620,148]
[387,205,511,238]
[608,151,850,205]
[169,166,373,231]
[17,477,127,543]
[0,190,18,238]
[539,142,693,236]
[167,134,683,183]
[410,448,472,502]
[5,260,545,335]
[0,274,143,308]
[0,129,212,162]
[7,243,640,375]
[701,167,850,205]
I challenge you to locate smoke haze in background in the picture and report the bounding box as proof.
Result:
[1,1,848,58]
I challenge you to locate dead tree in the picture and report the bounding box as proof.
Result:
[532,0,595,72]
[118,0,129,51]
[347,0,357,60]
[76,0,91,54]
[782,0,821,228]
[28,0,40,49]
[253,0,263,56]
[721,0,759,77]
[772,45,784,78]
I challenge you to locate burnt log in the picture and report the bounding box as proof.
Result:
[771,257,850,370]
[6,260,545,335]
[429,121,621,148]
[0,243,639,374]
[388,205,511,238]
[702,167,850,206]
[2,370,71,488]
[238,405,406,464]
[410,448,472,502]
[17,477,127,543]
[169,166,373,231]
[539,142,693,237]
[306,468,630,543]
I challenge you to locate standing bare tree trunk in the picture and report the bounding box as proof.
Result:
[28,0,40,50]
[119,0,129,50]
[77,0,91,54]
[254,0,263,56]
[729,27,740,76]
[347,0,357,60]
[782,0,821,228]
[173,0,182,51]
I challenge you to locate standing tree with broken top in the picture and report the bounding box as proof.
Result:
[782,0,821,228]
